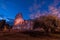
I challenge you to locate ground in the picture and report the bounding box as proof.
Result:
[0,32,60,40]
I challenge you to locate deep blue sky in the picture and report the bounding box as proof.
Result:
[0,0,60,20]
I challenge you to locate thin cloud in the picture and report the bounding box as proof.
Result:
[0,0,8,11]
[1,4,7,10]
[29,0,60,19]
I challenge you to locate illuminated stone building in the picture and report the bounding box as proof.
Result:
[12,13,33,32]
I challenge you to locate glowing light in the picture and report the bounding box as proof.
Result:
[14,18,24,25]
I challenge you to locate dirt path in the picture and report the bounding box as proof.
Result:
[0,32,60,40]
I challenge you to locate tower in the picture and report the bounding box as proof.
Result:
[12,13,24,31]
[14,13,24,25]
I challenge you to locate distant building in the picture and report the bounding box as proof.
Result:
[12,13,33,32]
[3,24,9,32]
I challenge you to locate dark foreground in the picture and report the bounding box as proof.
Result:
[0,32,60,40]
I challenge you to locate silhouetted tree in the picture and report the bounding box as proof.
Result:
[33,15,60,34]
[0,20,6,30]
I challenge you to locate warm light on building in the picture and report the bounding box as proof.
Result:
[12,13,34,32]
[14,17,24,25]
[3,26,7,32]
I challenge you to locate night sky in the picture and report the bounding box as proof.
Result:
[0,0,60,20]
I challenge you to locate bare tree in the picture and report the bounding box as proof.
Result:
[33,15,60,34]
[0,20,6,30]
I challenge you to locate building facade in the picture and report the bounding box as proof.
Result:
[12,13,33,32]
